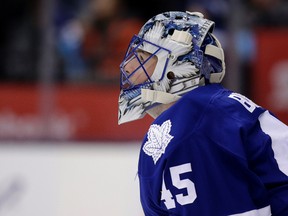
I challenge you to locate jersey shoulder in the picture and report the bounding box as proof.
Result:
[138,84,227,175]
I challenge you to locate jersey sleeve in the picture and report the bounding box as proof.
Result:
[218,92,288,215]
[249,110,288,215]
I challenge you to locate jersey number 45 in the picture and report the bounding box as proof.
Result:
[161,163,197,209]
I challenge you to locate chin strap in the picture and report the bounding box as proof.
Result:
[141,89,181,104]
[141,75,202,104]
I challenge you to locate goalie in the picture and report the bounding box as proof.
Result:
[118,11,288,215]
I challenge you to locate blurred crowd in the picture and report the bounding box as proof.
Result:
[0,0,287,90]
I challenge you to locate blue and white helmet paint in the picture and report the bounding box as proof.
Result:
[118,11,225,124]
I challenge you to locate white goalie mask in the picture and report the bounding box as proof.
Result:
[118,11,225,124]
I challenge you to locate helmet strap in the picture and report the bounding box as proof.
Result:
[204,34,226,83]
[141,89,181,104]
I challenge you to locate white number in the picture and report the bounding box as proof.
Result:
[170,163,197,205]
[161,163,197,209]
[228,93,259,113]
[161,177,176,209]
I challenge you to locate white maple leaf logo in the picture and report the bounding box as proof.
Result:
[143,120,174,164]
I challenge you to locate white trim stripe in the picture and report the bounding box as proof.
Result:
[259,111,288,176]
[229,206,271,216]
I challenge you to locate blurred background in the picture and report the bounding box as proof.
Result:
[0,0,287,215]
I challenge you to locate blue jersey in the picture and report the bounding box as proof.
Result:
[138,84,288,216]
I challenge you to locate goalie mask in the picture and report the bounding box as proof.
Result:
[118,11,225,124]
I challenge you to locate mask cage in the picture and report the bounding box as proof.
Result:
[120,35,171,91]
